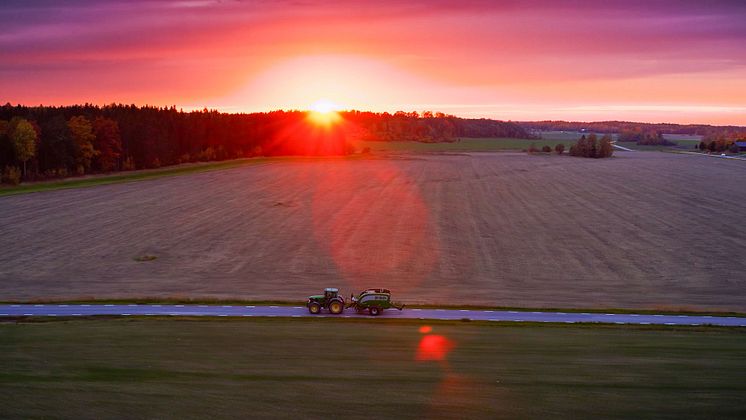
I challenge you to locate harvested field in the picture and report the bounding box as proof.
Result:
[1,152,745,311]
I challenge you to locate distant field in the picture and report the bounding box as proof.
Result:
[538,130,614,141]
[663,133,704,142]
[539,131,703,151]
[2,152,746,311]
[619,139,701,152]
[353,137,574,153]
[1,319,744,419]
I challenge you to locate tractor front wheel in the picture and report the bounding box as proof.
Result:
[328,300,344,315]
[308,302,321,314]
[369,307,381,316]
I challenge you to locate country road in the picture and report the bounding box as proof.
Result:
[1,304,744,327]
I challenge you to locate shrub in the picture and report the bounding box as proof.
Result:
[555,143,565,154]
[527,144,540,154]
[362,147,371,154]
[541,145,552,153]
[2,166,21,185]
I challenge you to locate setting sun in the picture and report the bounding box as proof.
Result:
[308,99,342,126]
[310,99,339,114]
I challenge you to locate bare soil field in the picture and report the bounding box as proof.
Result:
[1,152,745,311]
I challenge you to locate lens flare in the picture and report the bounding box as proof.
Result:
[416,334,454,361]
[310,160,439,293]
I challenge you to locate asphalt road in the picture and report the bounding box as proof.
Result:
[1,304,744,326]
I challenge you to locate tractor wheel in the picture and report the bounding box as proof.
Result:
[308,302,321,315]
[328,300,344,315]
[369,307,381,316]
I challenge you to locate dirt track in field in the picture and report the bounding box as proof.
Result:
[1,152,745,311]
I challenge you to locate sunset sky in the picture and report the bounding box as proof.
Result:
[1,0,745,125]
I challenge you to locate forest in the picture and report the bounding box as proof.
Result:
[0,104,533,184]
[522,120,745,138]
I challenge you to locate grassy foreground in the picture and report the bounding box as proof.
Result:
[1,319,744,419]
[0,158,275,197]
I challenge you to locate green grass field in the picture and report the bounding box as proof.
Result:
[0,158,276,197]
[1,318,744,419]
[617,139,701,152]
[354,137,575,153]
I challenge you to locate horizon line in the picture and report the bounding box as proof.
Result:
[2,101,744,129]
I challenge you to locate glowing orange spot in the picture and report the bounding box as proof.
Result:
[307,99,342,127]
[307,110,341,127]
[416,334,454,361]
[419,325,432,334]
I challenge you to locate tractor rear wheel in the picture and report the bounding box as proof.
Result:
[369,307,381,316]
[328,300,344,314]
[308,302,321,314]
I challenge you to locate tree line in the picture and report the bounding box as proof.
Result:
[697,132,746,153]
[522,120,745,138]
[617,129,676,146]
[0,103,533,184]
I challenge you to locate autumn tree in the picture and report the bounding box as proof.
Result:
[68,115,98,174]
[570,133,612,158]
[570,134,586,156]
[598,134,614,158]
[586,133,598,157]
[9,117,37,177]
[0,119,10,167]
[93,117,122,172]
[38,115,74,174]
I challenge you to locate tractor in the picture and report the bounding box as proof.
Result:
[347,288,404,316]
[306,287,345,315]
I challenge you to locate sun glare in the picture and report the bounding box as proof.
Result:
[311,99,338,114]
[308,99,342,126]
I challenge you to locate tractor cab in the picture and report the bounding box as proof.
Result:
[324,287,339,300]
[306,287,345,315]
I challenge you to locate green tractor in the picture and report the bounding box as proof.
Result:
[306,287,345,315]
[347,288,404,316]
